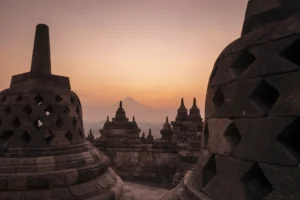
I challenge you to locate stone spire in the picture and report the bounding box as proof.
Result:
[141,132,146,143]
[113,101,128,121]
[31,24,51,74]
[175,98,188,121]
[161,1,300,200]
[188,98,202,122]
[0,24,133,200]
[146,129,154,144]
[87,129,95,142]
[160,116,173,141]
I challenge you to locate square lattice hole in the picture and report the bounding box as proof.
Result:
[34,94,44,105]
[55,95,63,103]
[65,131,73,142]
[15,95,23,103]
[0,96,6,103]
[20,131,31,143]
[56,118,64,129]
[4,106,11,115]
[0,131,13,141]
[44,130,55,144]
[12,118,21,128]
[33,119,44,130]
[44,106,53,116]
[22,105,32,115]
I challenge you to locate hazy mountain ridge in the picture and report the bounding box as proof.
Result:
[82,97,176,123]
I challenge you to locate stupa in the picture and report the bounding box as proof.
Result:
[161,1,300,199]
[0,24,134,200]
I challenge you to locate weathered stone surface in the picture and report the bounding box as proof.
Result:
[0,24,132,200]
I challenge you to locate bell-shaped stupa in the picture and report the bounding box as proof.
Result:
[161,1,300,199]
[0,24,134,200]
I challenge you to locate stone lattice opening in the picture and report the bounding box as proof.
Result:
[250,80,279,114]
[79,129,84,138]
[15,95,23,103]
[241,163,273,199]
[22,105,32,115]
[64,106,71,115]
[231,50,255,76]
[55,95,63,103]
[224,122,242,152]
[21,131,31,143]
[280,38,300,66]
[12,118,21,128]
[213,87,225,107]
[0,96,6,103]
[65,131,73,142]
[76,107,80,116]
[44,130,55,144]
[4,106,11,115]
[203,123,209,148]
[34,94,44,105]
[56,118,64,129]
[33,119,44,130]
[70,96,75,104]
[202,154,217,188]
[44,105,52,116]
[72,118,77,127]
[277,118,300,158]
[0,131,13,141]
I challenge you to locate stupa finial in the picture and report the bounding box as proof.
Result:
[31,24,51,74]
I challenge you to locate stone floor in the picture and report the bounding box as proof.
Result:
[124,181,169,200]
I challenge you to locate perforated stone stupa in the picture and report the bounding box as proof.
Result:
[0,24,134,200]
[161,1,300,200]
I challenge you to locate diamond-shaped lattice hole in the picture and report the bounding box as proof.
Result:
[76,107,80,116]
[250,80,279,114]
[64,106,71,115]
[22,105,32,115]
[0,131,13,141]
[70,96,75,104]
[33,119,43,130]
[55,95,63,103]
[224,122,241,152]
[72,118,77,127]
[56,118,64,129]
[241,163,273,199]
[280,38,300,66]
[44,106,53,116]
[4,106,11,115]
[231,50,255,76]
[79,129,84,138]
[277,119,300,158]
[65,131,73,142]
[203,154,217,188]
[34,94,44,105]
[203,123,209,148]
[12,118,21,128]
[15,95,23,103]
[44,130,55,144]
[0,96,6,103]
[20,131,31,143]
[213,87,225,107]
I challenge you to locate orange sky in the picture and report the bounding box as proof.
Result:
[0,0,248,119]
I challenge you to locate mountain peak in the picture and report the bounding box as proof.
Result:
[123,96,136,102]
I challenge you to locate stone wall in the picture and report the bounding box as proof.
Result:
[94,141,179,187]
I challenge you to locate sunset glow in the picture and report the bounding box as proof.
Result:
[1,0,248,121]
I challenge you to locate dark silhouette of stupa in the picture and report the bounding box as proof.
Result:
[161,1,300,199]
[0,24,134,200]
